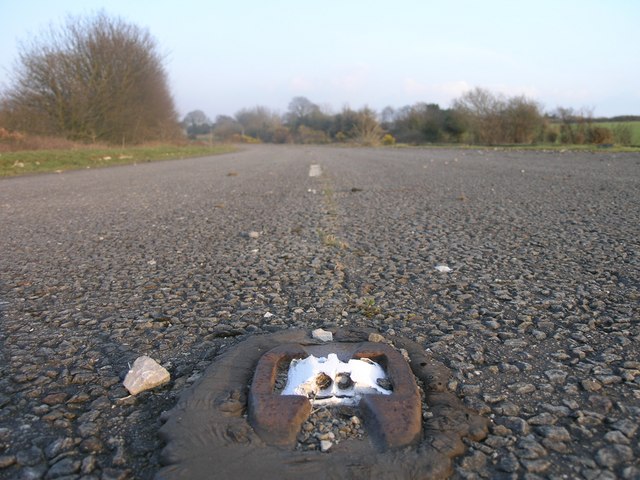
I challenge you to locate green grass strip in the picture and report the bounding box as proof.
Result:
[0,144,237,177]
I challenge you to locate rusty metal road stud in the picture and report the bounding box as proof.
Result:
[248,341,422,449]
[157,329,489,480]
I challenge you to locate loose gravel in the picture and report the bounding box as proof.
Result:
[1,145,638,479]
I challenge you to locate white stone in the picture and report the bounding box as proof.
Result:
[435,265,452,273]
[248,231,260,239]
[312,328,333,342]
[123,356,170,395]
[320,440,333,452]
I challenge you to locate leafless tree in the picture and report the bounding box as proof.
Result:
[452,87,505,144]
[212,115,243,141]
[286,96,320,123]
[234,106,284,142]
[556,107,596,144]
[350,107,383,145]
[1,12,179,144]
[182,110,212,136]
[183,110,211,128]
[453,88,544,144]
[504,96,544,144]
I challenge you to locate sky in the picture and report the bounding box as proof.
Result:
[1,0,639,120]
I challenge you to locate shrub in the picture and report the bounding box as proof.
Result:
[2,12,179,144]
[0,128,25,143]
[545,130,559,144]
[350,107,383,146]
[382,134,396,145]
[297,126,329,144]
[334,131,347,143]
[587,126,613,145]
[229,134,261,144]
[0,128,95,152]
[271,126,292,144]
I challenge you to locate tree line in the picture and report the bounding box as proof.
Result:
[185,90,634,147]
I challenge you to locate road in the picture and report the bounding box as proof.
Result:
[1,145,639,479]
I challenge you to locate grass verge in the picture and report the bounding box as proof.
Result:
[0,144,237,177]
[387,143,640,152]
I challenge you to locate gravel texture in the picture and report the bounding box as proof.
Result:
[1,145,639,479]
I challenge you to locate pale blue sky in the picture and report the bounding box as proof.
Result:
[1,0,638,120]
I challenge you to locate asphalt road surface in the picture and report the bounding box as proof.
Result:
[1,145,639,479]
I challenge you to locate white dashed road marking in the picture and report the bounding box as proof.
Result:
[309,164,322,177]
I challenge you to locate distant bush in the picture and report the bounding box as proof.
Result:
[350,107,383,146]
[0,128,100,152]
[0,128,25,144]
[452,89,544,145]
[229,134,261,144]
[545,129,559,144]
[271,126,292,144]
[297,126,329,144]
[382,134,396,145]
[334,131,348,142]
[559,120,587,144]
[587,126,613,145]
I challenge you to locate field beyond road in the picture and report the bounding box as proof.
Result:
[1,145,638,479]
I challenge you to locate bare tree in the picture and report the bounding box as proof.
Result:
[380,106,396,127]
[183,110,210,127]
[503,96,544,144]
[351,107,383,145]
[1,12,179,144]
[556,107,577,144]
[212,115,243,141]
[555,107,596,144]
[286,96,319,124]
[285,96,333,141]
[453,88,544,144]
[182,110,212,136]
[452,87,505,144]
[235,106,283,142]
